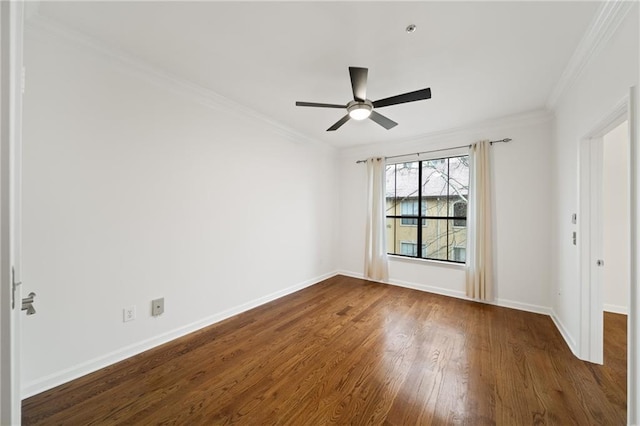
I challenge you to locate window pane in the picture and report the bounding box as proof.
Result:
[387,218,417,256]
[448,156,470,202]
[391,162,419,215]
[385,164,399,216]
[422,159,448,217]
[422,219,449,260]
[386,217,395,254]
[448,225,467,262]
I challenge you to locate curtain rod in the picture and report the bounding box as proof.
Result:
[355,138,512,164]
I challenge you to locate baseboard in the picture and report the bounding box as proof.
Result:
[337,270,551,316]
[603,304,628,315]
[388,277,468,300]
[550,309,579,358]
[21,271,339,399]
[494,298,552,316]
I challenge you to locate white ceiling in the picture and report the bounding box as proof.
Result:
[33,1,600,148]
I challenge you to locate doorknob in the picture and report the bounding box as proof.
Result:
[21,292,36,315]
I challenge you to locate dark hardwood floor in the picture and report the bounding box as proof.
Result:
[22,275,626,425]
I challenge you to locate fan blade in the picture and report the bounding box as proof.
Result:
[349,67,368,102]
[327,115,351,131]
[372,88,431,109]
[369,111,398,130]
[296,101,345,109]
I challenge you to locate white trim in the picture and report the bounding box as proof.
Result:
[628,85,638,426]
[587,97,629,139]
[550,309,579,358]
[388,254,466,269]
[24,15,325,149]
[546,0,635,109]
[493,297,551,316]
[21,271,338,398]
[603,304,628,315]
[589,136,604,365]
[1,1,24,424]
[578,97,629,364]
[389,277,467,301]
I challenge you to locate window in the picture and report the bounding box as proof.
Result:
[453,201,467,227]
[400,200,426,225]
[385,155,469,263]
[400,242,427,257]
[453,247,466,262]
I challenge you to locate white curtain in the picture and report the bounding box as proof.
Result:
[364,157,389,282]
[466,141,494,300]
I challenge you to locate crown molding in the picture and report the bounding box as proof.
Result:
[339,108,553,159]
[24,15,328,149]
[546,0,635,109]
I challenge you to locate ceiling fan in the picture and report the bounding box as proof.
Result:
[296,66,431,131]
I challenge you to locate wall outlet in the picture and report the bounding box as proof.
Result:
[152,298,164,316]
[123,306,136,322]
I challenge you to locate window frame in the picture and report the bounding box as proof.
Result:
[386,155,469,264]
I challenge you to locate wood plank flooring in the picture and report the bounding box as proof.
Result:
[22,275,627,425]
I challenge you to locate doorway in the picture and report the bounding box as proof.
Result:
[601,121,630,399]
[575,86,639,426]
[578,99,628,366]
[602,121,630,317]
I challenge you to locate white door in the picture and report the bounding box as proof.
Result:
[1,1,24,424]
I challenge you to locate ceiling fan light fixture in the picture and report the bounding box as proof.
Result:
[347,101,373,121]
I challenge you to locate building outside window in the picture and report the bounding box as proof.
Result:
[453,246,466,262]
[453,201,467,227]
[385,155,469,263]
[400,200,427,225]
[400,242,427,257]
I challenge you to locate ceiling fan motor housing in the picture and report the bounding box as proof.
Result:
[346,100,373,120]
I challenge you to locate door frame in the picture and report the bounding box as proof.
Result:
[578,97,628,364]
[629,85,639,426]
[0,1,24,423]
[577,88,637,425]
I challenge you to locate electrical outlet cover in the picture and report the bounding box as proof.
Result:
[123,306,136,322]
[152,298,164,316]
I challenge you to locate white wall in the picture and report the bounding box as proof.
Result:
[20,23,338,396]
[338,112,554,314]
[551,5,638,353]
[602,121,629,314]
